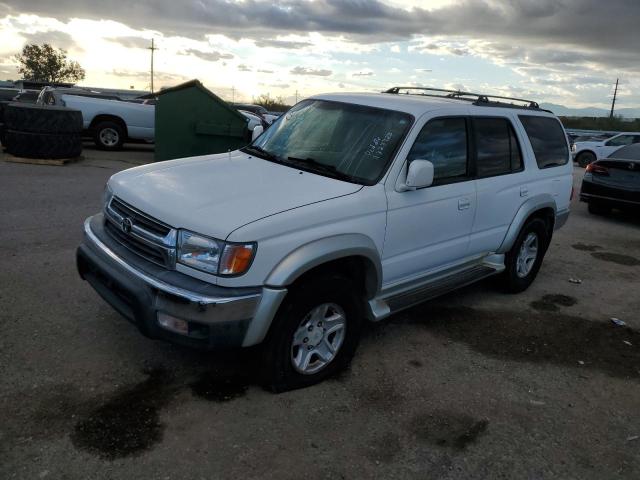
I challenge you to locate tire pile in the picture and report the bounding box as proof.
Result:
[2,103,83,159]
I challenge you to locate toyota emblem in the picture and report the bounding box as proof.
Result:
[121,217,133,234]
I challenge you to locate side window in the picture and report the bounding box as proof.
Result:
[518,115,569,168]
[473,117,522,178]
[407,117,468,183]
[606,135,634,147]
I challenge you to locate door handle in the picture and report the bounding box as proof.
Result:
[520,186,528,197]
[458,198,471,210]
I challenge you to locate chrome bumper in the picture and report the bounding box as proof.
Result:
[78,215,285,348]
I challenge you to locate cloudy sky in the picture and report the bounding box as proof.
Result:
[0,0,637,108]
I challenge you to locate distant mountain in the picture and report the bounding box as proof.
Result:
[540,103,640,119]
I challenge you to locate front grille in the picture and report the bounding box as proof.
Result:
[110,197,171,238]
[104,196,177,268]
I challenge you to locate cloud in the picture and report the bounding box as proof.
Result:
[352,69,374,77]
[2,0,640,106]
[179,48,233,62]
[290,66,332,77]
[20,30,77,51]
[260,39,313,49]
[257,69,274,74]
[237,64,252,72]
[106,35,150,49]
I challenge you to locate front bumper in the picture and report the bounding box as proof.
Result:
[77,215,284,349]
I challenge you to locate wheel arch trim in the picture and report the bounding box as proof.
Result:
[265,234,383,298]
[89,114,128,137]
[497,195,556,254]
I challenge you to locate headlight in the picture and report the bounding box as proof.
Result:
[177,230,256,276]
[102,184,113,208]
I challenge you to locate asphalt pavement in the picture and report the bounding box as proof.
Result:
[1,147,639,479]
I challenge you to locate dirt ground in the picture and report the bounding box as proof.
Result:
[1,145,639,479]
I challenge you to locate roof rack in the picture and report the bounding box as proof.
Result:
[383,86,540,109]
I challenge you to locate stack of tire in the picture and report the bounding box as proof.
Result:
[0,101,9,146]
[3,103,83,159]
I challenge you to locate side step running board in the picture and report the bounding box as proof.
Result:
[367,260,503,321]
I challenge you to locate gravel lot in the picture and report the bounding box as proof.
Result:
[1,146,639,479]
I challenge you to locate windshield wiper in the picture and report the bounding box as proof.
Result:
[285,156,354,182]
[242,145,279,161]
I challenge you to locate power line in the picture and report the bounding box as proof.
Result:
[609,78,619,119]
[147,38,158,93]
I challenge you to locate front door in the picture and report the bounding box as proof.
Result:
[383,116,476,287]
[598,134,640,158]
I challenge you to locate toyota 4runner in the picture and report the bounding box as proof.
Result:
[77,87,572,391]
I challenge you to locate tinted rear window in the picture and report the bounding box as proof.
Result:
[518,115,569,168]
[473,117,522,177]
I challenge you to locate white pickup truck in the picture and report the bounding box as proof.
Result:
[38,87,155,150]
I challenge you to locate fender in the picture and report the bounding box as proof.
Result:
[497,194,556,253]
[265,233,383,298]
[241,234,383,347]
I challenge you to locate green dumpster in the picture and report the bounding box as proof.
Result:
[154,79,250,161]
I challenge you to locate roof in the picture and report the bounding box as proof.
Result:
[155,79,245,120]
[312,91,555,118]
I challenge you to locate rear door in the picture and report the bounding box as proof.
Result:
[468,115,528,255]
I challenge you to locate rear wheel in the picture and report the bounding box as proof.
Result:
[93,121,125,150]
[262,274,362,392]
[577,151,596,168]
[588,201,611,215]
[502,217,549,293]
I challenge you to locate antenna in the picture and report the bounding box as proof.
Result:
[148,38,158,93]
[609,78,619,119]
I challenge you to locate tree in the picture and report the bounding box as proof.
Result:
[253,93,291,112]
[14,43,85,83]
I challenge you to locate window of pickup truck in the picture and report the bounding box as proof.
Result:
[247,99,413,185]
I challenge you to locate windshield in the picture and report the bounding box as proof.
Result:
[246,99,413,184]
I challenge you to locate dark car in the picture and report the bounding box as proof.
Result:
[580,146,640,215]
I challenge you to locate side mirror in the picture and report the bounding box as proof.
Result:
[400,159,434,191]
[252,125,264,141]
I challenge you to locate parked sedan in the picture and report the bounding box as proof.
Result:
[580,153,640,214]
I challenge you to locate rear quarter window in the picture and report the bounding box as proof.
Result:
[518,115,569,169]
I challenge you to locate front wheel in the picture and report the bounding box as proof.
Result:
[502,218,549,293]
[261,274,362,392]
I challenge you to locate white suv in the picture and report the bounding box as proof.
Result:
[77,87,572,391]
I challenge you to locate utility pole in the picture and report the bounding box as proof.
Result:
[148,38,158,93]
[609,78,619,118]
[231,86,235,103]
[295,89,299,104]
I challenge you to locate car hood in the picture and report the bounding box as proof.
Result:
[109,151,362,239]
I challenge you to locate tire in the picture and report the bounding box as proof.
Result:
[0,101,9,123]
[0,123,5,146]
[261,274,363,392]
[588,201,611,215]
[4,130,82,159]
[502,217,549,293]
[93,120,125,150]
[576,151,596,168]
[5,103,83,133]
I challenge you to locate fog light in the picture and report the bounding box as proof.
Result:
[158,312,189,335]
